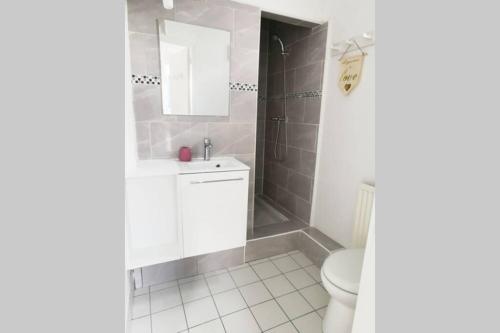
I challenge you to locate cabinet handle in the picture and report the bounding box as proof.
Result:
[190,177,244,184]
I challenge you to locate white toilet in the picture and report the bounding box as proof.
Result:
[321,183,374,333]
[321,248,365,333]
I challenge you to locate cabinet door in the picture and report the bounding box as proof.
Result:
[178,171,249,257]
[126,175,182,269]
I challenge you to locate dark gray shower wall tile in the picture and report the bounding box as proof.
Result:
[295,197,312,223]
[294,61,324,92]
[234,9,261,50]
[306,28,327,65]
[230,90,258,123]
[268,49,283,75]
[286,98,306,123]
[255,178,263,194]
[264,120,277,145]
[207,123,256,155]
[128,0,174,34]
[287,123,318,152]
[256,119,266,140]
[285,69,296,93]
[282,146,301,172]
[266,98,283,120]
[129,32,160,75]
[287,171,313,202]
[231,47,259,84]
[300,150,317,177]
[276,186,296,215]
[304,97,322,124]
[286,38,307,71]
[263,180,278,201]
[268,72,285,99]
[132,85,163,122]
[264,161,289,188]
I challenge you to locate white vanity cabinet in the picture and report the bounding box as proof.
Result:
[178,170,249,257]
[125,157,250,271]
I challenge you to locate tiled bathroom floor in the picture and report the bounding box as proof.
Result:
[130,250,328,333]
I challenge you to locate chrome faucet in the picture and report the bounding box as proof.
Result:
[203,138,213,161]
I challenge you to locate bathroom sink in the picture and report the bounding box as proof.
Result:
[177,157,250,174]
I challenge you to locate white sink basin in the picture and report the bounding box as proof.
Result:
[177,157,250,174]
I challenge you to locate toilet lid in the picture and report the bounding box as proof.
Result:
[322,248,365,294]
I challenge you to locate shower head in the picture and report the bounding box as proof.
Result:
[272,34,287,55]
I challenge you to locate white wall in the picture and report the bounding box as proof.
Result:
[311,0,375,247]
[232,0,328,23]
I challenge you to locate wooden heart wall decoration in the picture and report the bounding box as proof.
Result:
[338,54,365,95]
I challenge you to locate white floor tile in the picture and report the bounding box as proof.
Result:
[150,286,182,313]
[272,256,301,273]
[299,284,330,309]
[250,300,288,331]
[276,291,314,319]
[188,318,225,333]
[304,265,321,282]
[266,322,299,333]
[290,252,313,267]
[134,287,149,296]
[263,275,295,297]
[130,316,151,333]
[239,281,273,306]
[213,289,247,316]
[229,267,259,287]
[252,261,281,280]
[151,305,187,333]
[132,294,150,319]
[180,280,211,303]
[150,280,177,292]
[206,272,236,294]
[184,297,219,328]
[292,312,323,333]
[222,309,261,333]
[179,275,204,285]
[285,269,316,289]
[316,307,327,319]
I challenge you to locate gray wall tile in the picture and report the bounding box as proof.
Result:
[197,247,245,273]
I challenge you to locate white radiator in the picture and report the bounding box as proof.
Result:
[352,183,375,248]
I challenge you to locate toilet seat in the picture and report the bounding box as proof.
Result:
[322,249,364,295]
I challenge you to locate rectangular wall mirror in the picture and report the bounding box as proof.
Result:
[158,20,230,116]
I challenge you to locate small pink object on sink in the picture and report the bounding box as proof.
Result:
[178,146,192,162]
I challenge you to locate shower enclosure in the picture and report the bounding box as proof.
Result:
[252,16,328,238]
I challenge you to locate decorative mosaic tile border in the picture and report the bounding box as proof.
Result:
[287,90,322,98]
[229,82,258,92]
[130,76,258,94]
[131,74,161,85]
[261,90,323,101]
